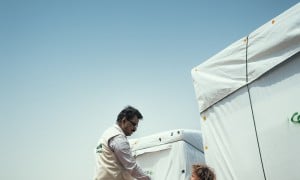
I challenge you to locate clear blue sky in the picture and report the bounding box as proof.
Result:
[0,0,298,179]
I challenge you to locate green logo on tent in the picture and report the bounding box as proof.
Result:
[290,112,300,123]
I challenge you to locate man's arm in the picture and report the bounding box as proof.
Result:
[109,135,150,180]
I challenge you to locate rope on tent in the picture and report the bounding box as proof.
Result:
[245,35,267,180]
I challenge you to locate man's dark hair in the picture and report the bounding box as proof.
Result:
[116,106,143,122]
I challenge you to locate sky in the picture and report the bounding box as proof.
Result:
[0,0,298,179]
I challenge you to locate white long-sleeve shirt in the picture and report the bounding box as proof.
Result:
[109,134,150,180]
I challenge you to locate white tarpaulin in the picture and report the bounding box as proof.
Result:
[192,3,300,113]
[191,3,300,180]
[129,129,205,180]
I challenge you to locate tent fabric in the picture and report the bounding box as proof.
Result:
[191,2,300,180]
[248,53,300,180]
[199,87,266,180]
[129,129,205,180]
[199,52,300,180]
[130,129,203,152]
[191,2,300,113]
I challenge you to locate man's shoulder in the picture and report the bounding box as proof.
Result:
[102,124,123,138]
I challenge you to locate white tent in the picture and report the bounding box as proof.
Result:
[191,3,300,180]
[129,129,205,180]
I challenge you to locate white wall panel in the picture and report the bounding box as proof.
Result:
[249,53,300,180]
[201,87,265,180]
